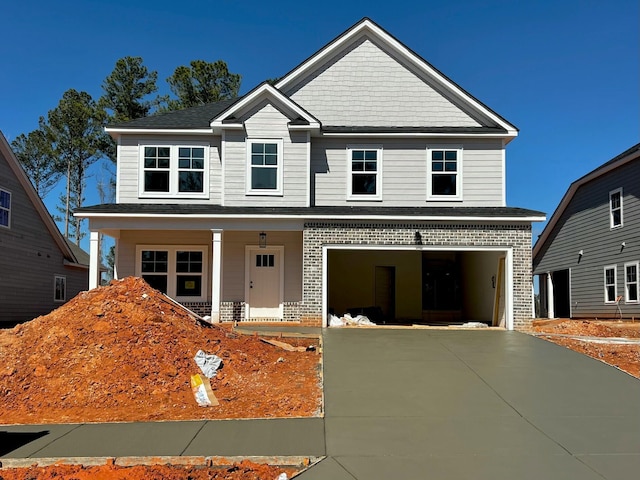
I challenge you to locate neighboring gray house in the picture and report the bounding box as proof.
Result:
[0,131,89,324]
[76,18,545,330]
[533,143,640,319]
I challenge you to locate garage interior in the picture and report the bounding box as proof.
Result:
[327,249,506,326]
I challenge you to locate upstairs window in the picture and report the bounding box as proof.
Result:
[427,147,462,200]
[609,188,623,228]
[625,262,639,303]
[348,146,382,200]
[0,188,10,228]
[140,144,209,198]
[247,139,283,195]
[604,265,617,304]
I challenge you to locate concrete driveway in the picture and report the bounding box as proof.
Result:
[298,328,640,480]
[2,328,639,479]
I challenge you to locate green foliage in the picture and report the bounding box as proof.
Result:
[165,60,241,110]
[11,125,63,198]
[44,89,108,243]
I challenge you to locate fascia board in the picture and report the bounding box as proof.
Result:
[105,128,213,136]
[321,132,516,139]
[75,211,546,223]
[210,84,320,126]
[276,19,518,135]
[533,147,640,258]
[0,131,78,262]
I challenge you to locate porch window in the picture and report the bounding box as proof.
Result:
[140,144,209,198]
[604,265,617,304]
[609,188,623,228]
[137,246,207,300]
[427,147,462,200]
[625,262,639,303]
[54,275,66,302]
[347,146,382,200]
[0,188,11,228]
[247,139,283,195]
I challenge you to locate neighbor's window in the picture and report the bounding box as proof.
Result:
[141,144,209,197]
[54,275,66,302]
[625,262,639,303]
[247,140,282,194]
[604,265,617,304]
[0,188,11,228]
[137,246,207,300]
[609,188,623,228]
[428,147,462,200]
[348,146,382,200]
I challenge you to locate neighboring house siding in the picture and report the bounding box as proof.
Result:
[285,37,481,128]
[223,102,308,206]
[311,137,504,206]
[117,134,222,204]
[534,159,640,317]
[0,150,86,323]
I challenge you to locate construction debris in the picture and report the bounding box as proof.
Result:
[328,313,376,327]
[0,277,322,424]
[194,350,223,378]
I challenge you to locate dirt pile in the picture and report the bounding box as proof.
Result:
[533,319,640,379]
[0,277,321,424]
[0,459,301,480]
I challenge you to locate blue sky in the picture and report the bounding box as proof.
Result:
[1,0,638,249]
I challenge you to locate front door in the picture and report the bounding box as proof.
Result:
[246,247,282,319]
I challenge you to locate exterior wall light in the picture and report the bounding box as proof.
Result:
[259,231,267,248]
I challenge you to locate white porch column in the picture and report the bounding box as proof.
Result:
[89,230,100,289]
[210,229,223,322]
[546,272,555,319]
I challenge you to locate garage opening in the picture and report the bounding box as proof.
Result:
[327,248,507,327]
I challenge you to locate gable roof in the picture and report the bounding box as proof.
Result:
[533,142,640,258]
[275,18,518,139]
[0,131,85,267]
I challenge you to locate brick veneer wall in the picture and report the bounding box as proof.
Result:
[301,222,533,330]
[219,300,301,323]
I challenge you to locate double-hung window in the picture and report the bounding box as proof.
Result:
[54,275,66,302]
[609,188,623,228]
[625,262,639,303]
[347,146,382,200]
[141,144,209,198]
[604,265,617,304]
[427,147,462,200]
[137,246,207,301]
[247,139,283,195]
[0,188,10,228]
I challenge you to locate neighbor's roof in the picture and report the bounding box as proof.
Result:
[533,142,640,258]
[75,204,545,221]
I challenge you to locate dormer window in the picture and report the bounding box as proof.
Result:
[140,143,209,198]
[609,188,623,228]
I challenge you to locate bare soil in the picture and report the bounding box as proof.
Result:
[532,319,640,379]
[0,277,322,424]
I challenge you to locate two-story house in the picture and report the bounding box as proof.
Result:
[533,143,640,319]
[1,131,89,325]
[76,18,545,330]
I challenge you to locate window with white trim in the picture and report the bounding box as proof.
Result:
[347,146,382,200]
[137,246,207,301]
[140,144,209,198]
[247,139,283,195]
[427,147,462,200]
[54,275,66,302]
[0,188,11,228]
[604,265,617,304]
[625,262,639,303]
[609,188,623,228]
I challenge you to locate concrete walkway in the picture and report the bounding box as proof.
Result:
[2,329,640,479]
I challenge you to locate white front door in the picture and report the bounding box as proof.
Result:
[246,247,283,318]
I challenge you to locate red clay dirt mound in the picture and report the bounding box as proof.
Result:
[0,277,322,424]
